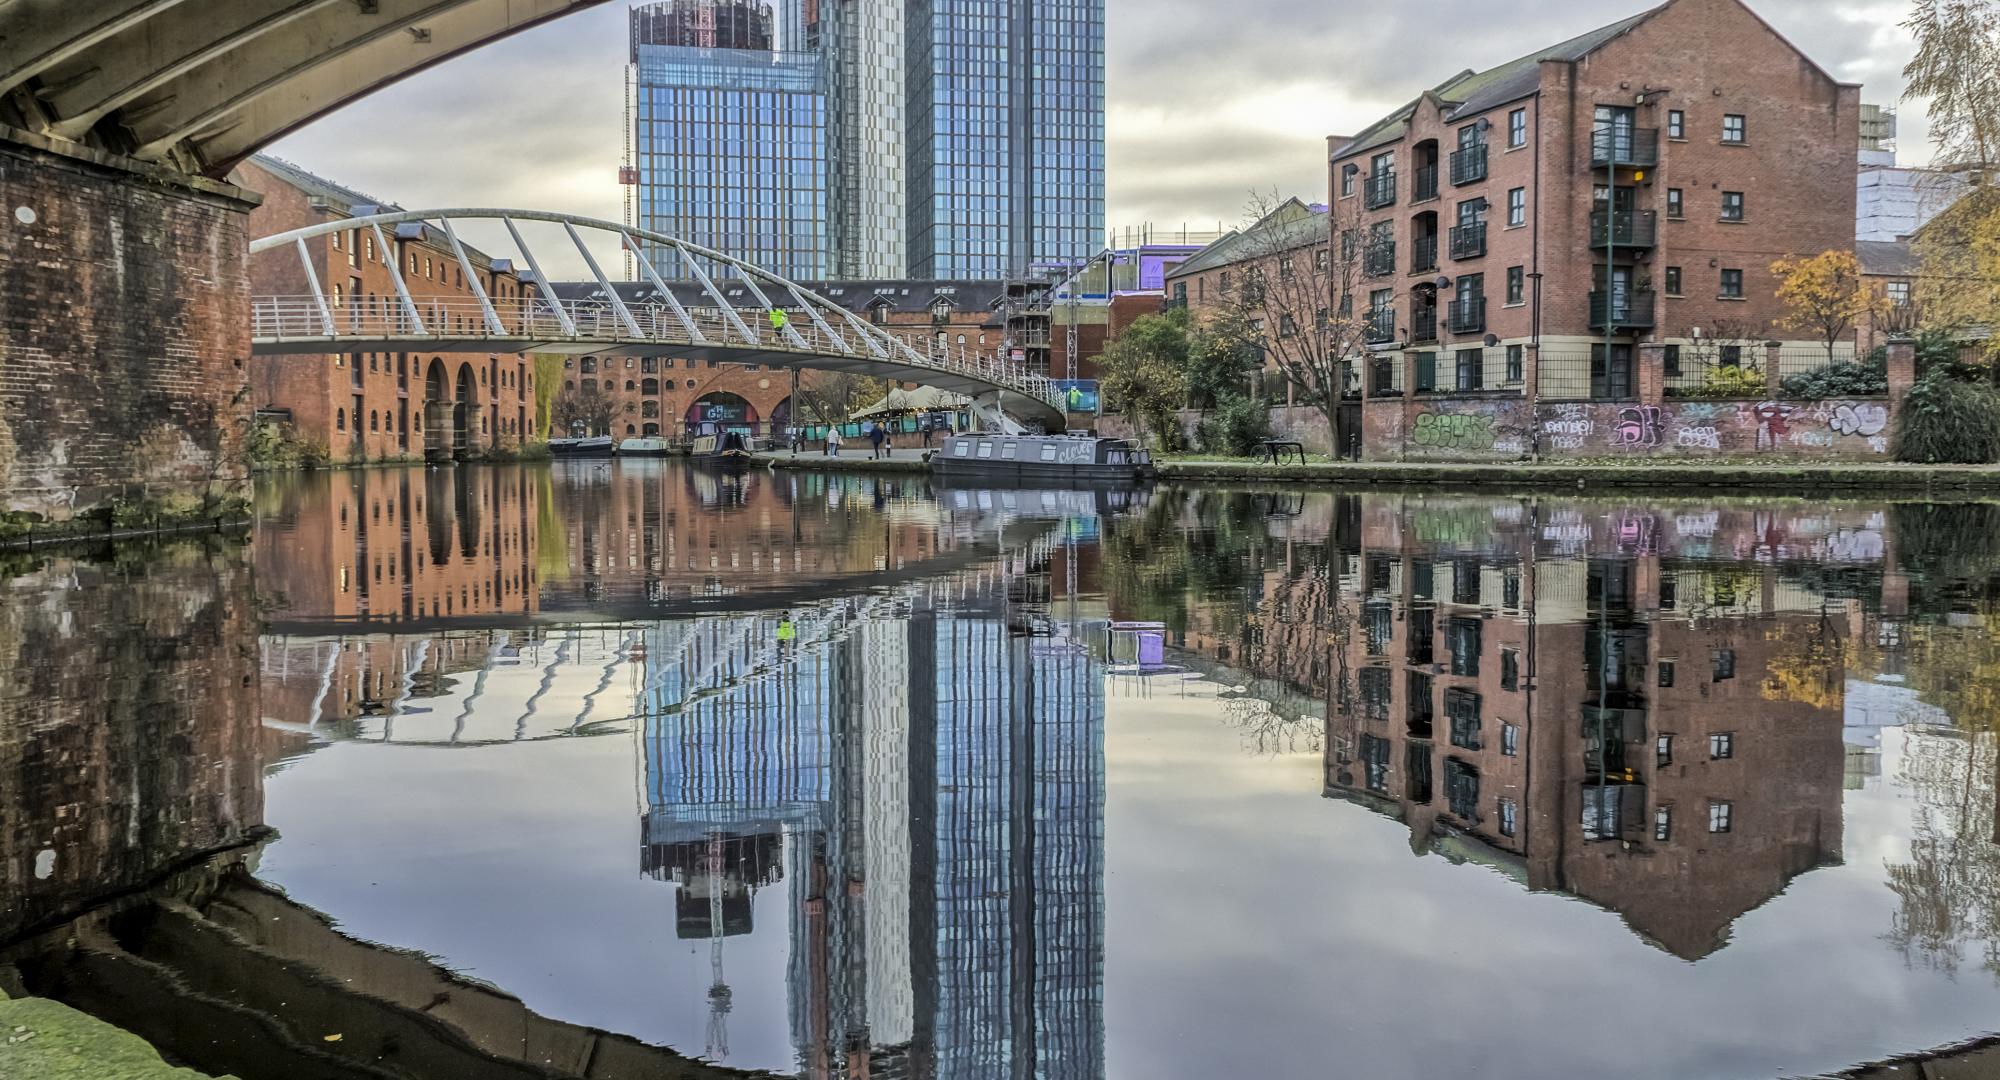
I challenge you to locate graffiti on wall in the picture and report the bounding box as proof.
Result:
[1412,411,1498,451]
[1610,406,1666,449]
[1541,404,1592,451]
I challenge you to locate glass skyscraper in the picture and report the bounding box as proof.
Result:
[904,0,1106,280]
[630,0,829,280]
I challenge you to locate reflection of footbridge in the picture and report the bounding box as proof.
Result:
[249,210,1065,432]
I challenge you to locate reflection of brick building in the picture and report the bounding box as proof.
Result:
[0,548,262,940]
[240,157,538,462]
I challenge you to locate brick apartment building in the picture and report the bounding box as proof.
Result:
[239,156,539,463]
[1320,0,1863,460]
[544,279,1015,437]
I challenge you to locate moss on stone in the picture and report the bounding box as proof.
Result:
[0,994,236,1079]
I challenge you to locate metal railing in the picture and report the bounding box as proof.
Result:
[1364,170,1397,210]
[1589,209,1657,248]
[1364,241,1398,277]
[1590,127,1658,168]
[1411,234,1438,273]
[1449,222,1486,260]
[1446,297,1486,335]
[1411,302,1437,343]
[1588,290,1656,330]
[1412,165,1439,203]
[1364,307,1396,344]
[1450,143,1488,186]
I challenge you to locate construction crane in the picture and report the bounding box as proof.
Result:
[704,831,732,1062]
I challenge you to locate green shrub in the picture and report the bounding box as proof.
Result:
[1677,364,1767,398]
[1894,372,2000,464]
[247,419,330,471]
[1195,394,1274,456]
[1779,358,1888,399]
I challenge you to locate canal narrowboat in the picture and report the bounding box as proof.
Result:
[549,435,614,457]
[688,420,755,468]
[618,436,673,457]
[930,433,1153,484]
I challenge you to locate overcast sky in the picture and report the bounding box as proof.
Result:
[268,0,1927,268]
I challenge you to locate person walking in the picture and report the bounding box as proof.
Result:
[768,308,788,336]
[920,413,935,449]
[827,425,843,457]
[868,420,887,460]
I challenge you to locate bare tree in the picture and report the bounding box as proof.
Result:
[552,383,615,437]
[1207,191,1368,446]
[792,371,887,429]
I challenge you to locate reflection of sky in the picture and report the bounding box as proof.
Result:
[1104,689,2000,1080]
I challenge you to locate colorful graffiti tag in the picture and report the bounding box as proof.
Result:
[1611,406,1666,449]
[1541,405,1592,451]
[1412,412,1498,451]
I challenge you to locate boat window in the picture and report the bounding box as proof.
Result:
[953,441,970,457]
[1001,441,1018,458]
[977,441,994,458]
[1040,443,1059,461]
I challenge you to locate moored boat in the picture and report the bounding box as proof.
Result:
[930,433,1152,485]
[688,421,755,469]
[618,436,673,457]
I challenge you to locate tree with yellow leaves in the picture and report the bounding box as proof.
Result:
[1902,0,2000,358]
[1771,250,1871,364]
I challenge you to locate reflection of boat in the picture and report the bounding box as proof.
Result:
[550,436,614,457]
[619,437,673,457]
[932,433,1152,485]
[689,421,754,469]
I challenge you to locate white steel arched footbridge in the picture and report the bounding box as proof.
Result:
[249,209,1065,432]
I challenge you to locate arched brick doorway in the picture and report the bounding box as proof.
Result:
[686,392,757,435]
[423,358,453,462]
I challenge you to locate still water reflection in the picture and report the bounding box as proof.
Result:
[7,463,2000,1078]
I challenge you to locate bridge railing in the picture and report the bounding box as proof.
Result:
[250,294,1059,411]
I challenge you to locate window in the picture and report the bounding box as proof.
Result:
[1659,659,1677,687]
[1454,348,1483,391]
[336,408,346,431]
[1360,666,1392,720]
[1722,114,1746,143]
[1499,798,1518,837]
[369,410,379,431]
[1341,164,1357,197]
[1666,188,1684,218]
[1445,759,1481,822]
[1414,351,1437,393]
[1721,191,1745,221]
[1506,266,1524,305]
[1446,688,1482,750]
[1713,648,1737,681]
[1507,187,1526,227]
[1220,270,1231,292]
[1508,107,1527,148]
[1505,344,1524,383]
[1887,280,1912,304]
[1279,313,1297,337]
[1720,344,1743,367]
[1655,804,1672,841]
[1708,801,1733,833]
[1664,266,1683,296]
[1315,248,1329,272]
[1710,732,1735,759]
[1500,648,1520,691]
[1361,734,1390,793]
[1656,733,1674,766]
[1720,269,1744,299]
[1501,723,1519,757]
[1667,109,1686,139]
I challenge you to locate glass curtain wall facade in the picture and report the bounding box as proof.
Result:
[632,1,830,280]
[905,0,1106,279]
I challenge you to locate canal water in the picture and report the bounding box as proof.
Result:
[5,462,2000,1079]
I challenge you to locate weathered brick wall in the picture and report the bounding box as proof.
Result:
[0,133,256,519]
[0,541,262,939]
[1364,394,1894,460]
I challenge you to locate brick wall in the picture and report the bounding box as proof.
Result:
[0,133,256,519]
[1362,394,1895,460]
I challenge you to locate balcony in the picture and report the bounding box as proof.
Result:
[1364,241,1397,277]
[1411,234,1438,273]
[1364,170,1397,210]
[1413,164,1439,203]
[1364,307,1396,344]
[1589,290,1657,331]
[1447,297,1486,334]
[1589,209,1658,248]
[1450,143,1488,185]
[1448,222,1486,260]
[1590,127,1659,168]
[1411,303,1437,343]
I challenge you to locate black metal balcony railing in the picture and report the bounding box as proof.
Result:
[1371,356,1398,394]
[1411,234,1438,273]
[1589,209,1658,248]
[1448,222,1486,260]
[1450,143,1488,185]
[1364,307,1396,344]
[1411,304,1437,343]
[1364,241,1397,277]
[1590,127,1659,168]
[1589,289,1657,330]
[1364,170,1397,210]
[1447,297,1486,334]
[1413,164,1439,203]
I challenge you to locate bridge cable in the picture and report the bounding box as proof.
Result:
[504,216,575,337]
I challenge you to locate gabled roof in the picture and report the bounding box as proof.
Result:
[1332,4,1664,162]
[1856,240,1918,277]
[1167,198,1327,279]
[245,153,401,215]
